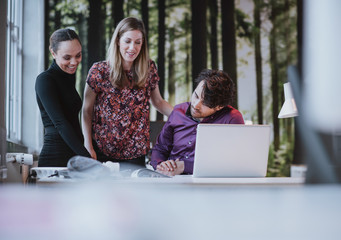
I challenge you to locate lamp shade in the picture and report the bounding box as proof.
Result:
[278,82,298,118]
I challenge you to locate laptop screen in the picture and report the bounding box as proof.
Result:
[193,124,271,178]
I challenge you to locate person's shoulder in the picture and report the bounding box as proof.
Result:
[165,102,189,128]
[173,102,189,114]
[223,105,242,115]
[224,105,244,123]
[87,61,109,82]
[35,70,57,94]
[36,70,48,81]
[36,70,54,86]
[148,59,157,68]
[90,61,109,71]
[92,60,109,68]
[226,105,239,112]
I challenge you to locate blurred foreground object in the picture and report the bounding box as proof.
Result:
[303,0,341,132]
[300,0,341,183]
[1,182,341,240]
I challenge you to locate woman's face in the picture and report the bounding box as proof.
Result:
[50,39,82,74]
[118,30,143,70]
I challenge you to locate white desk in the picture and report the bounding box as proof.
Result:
[1,179,340,240]
[147,175,305,185]
[30,165,305,186]
[35,173,305,186]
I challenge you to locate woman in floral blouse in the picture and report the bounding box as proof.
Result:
[82,17,173,166]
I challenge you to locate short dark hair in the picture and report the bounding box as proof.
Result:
[195,69,236,108]
[49,28,81,53]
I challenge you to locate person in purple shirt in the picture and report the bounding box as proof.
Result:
[150,69,245,176]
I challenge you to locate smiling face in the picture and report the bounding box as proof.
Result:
[50,39,82,74]
[190,81,223,121]
[118,30,143,70]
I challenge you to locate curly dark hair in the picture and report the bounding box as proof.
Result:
[195,69,236,108]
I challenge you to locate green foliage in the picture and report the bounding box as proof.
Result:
[125,0,140,17]
[267,142,292,177]
[148,0,159,62]
[235,8,254,41]
[54,0,89,26]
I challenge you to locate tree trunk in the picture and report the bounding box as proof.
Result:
[270,1,280,151]
[156,0,166,121]
[292,0,304,165]
[112,0,124,29]
[54,0,61,30]
[168,28,176,106]
[191,0,207,89]
[44,0,50,69]
[78,13,88,100]
[141,0,149,46]
[88,0,103,68]
[284,0,292,146]
[221,0,238,108]
[184,12,191,97]
[100,3,106,62]
[209,0,218,69]
[254,0,263,124]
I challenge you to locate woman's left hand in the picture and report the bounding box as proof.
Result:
[150,85,173,117]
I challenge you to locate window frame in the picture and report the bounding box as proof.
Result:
[6,0,23,143]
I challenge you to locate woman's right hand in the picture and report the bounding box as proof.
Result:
[82,84,98,160]
[86,146,97,160]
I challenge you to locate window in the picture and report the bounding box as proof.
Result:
[6,0,23,143]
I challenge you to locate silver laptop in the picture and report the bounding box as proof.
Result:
[193,124,271,178]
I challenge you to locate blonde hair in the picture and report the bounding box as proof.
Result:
[107,17,149,88]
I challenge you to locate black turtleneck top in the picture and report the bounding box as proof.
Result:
[35,60,90,166]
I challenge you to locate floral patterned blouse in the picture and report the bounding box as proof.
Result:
[86,60,159,159]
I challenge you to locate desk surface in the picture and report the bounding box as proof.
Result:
[3,161,337,240]
[1,178,340,240]
[152,175,305,185]
[35,174,305,186]
[31,165,305,186]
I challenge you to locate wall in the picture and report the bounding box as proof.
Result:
[21,0,45,154]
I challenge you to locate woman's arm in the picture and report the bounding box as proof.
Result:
[150,85,173,117]
[82,84,97,159]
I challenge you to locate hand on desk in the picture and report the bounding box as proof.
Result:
[156,159,184,176]
[85,144,97,160]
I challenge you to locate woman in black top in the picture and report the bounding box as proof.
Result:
[35,28,90,167]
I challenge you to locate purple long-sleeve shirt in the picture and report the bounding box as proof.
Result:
[150,102,245,174]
